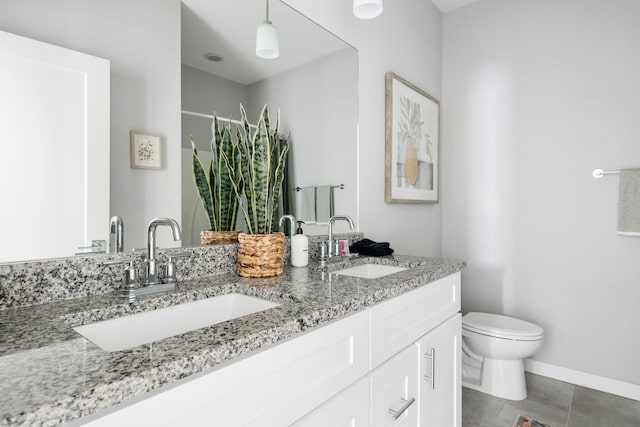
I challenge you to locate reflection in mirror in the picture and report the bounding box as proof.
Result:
[180,0,358,246]
[1,0,183,264]
[0,0,358,264]
[0,30,110,264]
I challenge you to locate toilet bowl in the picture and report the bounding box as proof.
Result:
[461,312,544,401]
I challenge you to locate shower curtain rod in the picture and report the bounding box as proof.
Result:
[181,110,257,129]
[592,169,620,178]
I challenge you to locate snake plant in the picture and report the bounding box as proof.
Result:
[191,114,241,231]
[223,104,289,235]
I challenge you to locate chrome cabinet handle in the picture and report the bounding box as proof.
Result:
[423,348,436,390]
[388,397,416,420]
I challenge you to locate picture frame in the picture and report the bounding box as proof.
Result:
[385,72,440,204]
[130,131,162,170]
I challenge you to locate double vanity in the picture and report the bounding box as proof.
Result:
[0,240,464,426]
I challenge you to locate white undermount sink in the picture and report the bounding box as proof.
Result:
[74,293,280,352]
[332,263,408,279]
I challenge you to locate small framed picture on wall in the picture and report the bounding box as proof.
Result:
[130,131,162,170]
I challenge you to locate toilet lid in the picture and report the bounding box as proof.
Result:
[462,312,544,340]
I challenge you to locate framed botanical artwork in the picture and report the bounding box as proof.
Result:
[385,72,440,203]
[130,131,162,170]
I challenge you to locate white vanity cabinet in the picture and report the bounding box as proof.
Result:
[82,310,370,427]
[295,271,461,427]
[416,314,462,427]
[84,271,461,427]
[292,378,371,426]
[369,345,419,426]
[368,272,460,370]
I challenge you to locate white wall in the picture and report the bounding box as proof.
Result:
[284,0,444,256]
[0,0,182,251]
[442,0,640,386]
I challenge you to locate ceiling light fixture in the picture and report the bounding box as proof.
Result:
[204,53,223,62]
[353,0,383,19]
[256,0,279,59]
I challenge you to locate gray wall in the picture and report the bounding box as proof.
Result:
[181,64,249,151]
[285,0,444,256]
[247,49,358,235]
[0,0,182,251]
[442,0,640,387]
[181,64,250,246]
[181,50,358,238]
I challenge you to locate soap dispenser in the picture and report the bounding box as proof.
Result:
[291,221,309,267]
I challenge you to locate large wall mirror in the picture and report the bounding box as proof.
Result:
[0,0,357,264]
[180,0,358,246]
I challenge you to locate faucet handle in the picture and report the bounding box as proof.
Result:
[163,252,192,284]
[319,241,329,262]
[103,257,138,289]
[76,240,106,255]
[103,257,136,266]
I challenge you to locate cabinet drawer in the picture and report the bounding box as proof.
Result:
[369,345,419,427]
[369,272,460,369]
[292,377,370,426]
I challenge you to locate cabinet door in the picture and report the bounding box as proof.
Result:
[370,345,419,427]
[415,314,461,427]
[292,377,370,427]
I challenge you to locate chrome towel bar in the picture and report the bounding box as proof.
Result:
[295,184,344,191]
[593,169,620,179]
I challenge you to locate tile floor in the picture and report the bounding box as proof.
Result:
[462,373,640,427]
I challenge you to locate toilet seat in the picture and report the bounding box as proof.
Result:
[462,312,544,341]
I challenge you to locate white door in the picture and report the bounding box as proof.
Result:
[416,314,461,427]
[370,345,419,427]
[0,30,109,262]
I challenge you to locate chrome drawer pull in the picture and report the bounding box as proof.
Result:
[388,397,416,420]
[423,348,436,390]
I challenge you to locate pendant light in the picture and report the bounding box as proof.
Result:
[353,0,383,19]
[256,0,279,59]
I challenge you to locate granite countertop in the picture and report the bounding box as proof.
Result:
[0,255,465,426]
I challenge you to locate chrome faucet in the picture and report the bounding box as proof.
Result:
[109,216,124,253]
[327,215,355,258]
[145,218,181,285]
[279,214,296,237]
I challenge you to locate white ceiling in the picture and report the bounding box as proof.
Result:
[181,0,350,86]
[431,0,482,13]
[181,0,482,86]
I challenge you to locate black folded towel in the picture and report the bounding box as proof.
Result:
[349,238,395,257]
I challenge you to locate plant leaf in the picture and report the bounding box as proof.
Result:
[251,105,272,234]
[191,137,215,230]
[233,103,289,235]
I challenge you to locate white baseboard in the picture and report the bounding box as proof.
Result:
[525,359,640,401]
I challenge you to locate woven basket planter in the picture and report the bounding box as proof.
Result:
[200,230,240,245]
[237,232,285,278]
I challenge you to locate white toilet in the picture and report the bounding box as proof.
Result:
[461,312,544,401]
